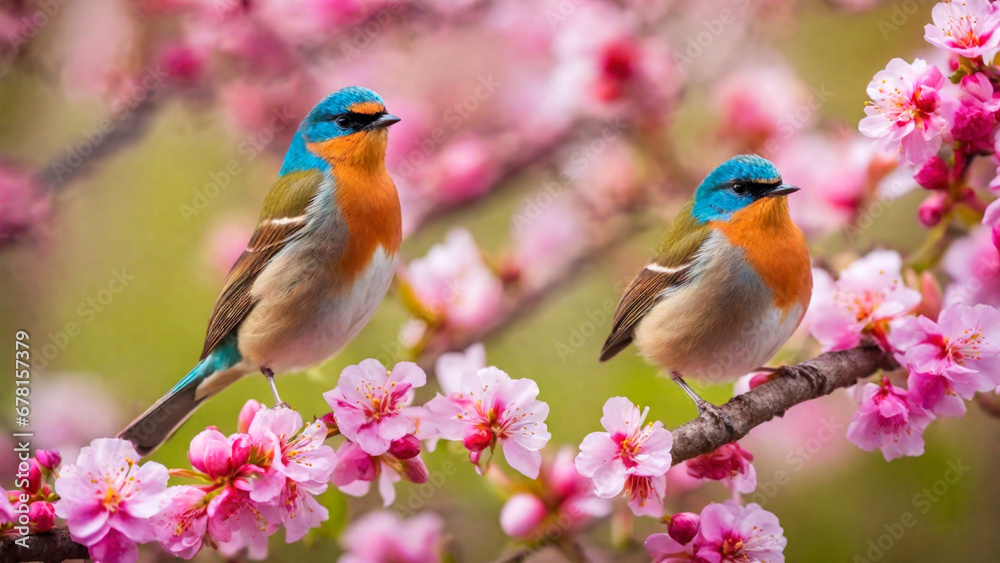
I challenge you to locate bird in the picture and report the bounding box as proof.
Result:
[599,154,812,424]
[119,87,402,456]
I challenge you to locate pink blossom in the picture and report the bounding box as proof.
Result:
[925,0,1000,60]
[915,155,950,190]
[28,501,55,532]
[425,367,551,478]
[773,134,869,235]
[500,493,548,538]
[35,450,61,471]
[158,42,205,85]
[246,408,338,507]
[338,510,444,563]
[624,473,667,517]
[324,360,426,456]
[152,486,208,559]
[403,229,505,333]
[846,380,932,461]
[425,136,500,205]
[434,342,486,396]
[511,197,587,289]
[0,491,13,526]
[0,162,50,246]
[331,439,428,507]
[892,304,1000,416]
[666,512,701,546]
[575,397,673,509]
[943,226,1000,307]
[32,375,122,462]
[947,73,1000,150]
[237,399,265,434]
[685,442,757,496]
[809,250,922,351]
[54,438,170,561]
[919,192,950,227]
[646,501,786,563]
[713,64,811,150]
[498,446,610,539]
[859,58,955,166]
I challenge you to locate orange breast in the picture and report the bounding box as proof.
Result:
[711,197,812,315]
[308,132,402,279]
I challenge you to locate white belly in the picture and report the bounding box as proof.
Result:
[239,245,398,373]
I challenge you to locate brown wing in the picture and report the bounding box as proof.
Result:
[599,201,711,362]
[599,267,690,361]
[199,171,323,359]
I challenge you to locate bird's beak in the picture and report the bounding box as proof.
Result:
[368,113,401,130]
[766,184,800,197]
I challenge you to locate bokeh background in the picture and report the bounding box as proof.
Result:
[1,0,999,560]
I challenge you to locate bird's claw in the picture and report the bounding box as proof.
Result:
[275,401,291,410]
[697,400,735,434]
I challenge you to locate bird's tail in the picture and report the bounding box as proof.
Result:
[119,340,245,456]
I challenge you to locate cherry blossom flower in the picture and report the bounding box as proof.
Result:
[498,446,611,539]
[511,198,587,290]
[646,501,786,563]
[947,73,1000,151]
[809,250,922,351]
[0,161,50,246]
[402,229,506,333]
[847,380,932,461]
[54,438,170,562]
[424,136,500,205]
[434,342,487,396]
[713,63,811,151]
[943,226,1000,307]
[152,486,209,559]
[624,473,667,517]
[330,439,429,507]
[237,399,265,434]
[859,58,955,166]
[685,442,757,496]
[892,303,1000,415]
[924,0,1000,60]
[575,397,673,512]
[338,510,445,563]
[425,367,551,478]
[324,360,427,456]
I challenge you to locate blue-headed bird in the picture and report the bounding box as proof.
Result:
[600,155,812,424]
[120,87,402,455]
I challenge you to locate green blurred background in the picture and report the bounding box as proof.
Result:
[1,1,999,561]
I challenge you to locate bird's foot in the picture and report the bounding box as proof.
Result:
[275,401,291,410]
[696,400,736,434]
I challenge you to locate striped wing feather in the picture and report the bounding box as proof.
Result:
[599,201,710,361]
[200,171,324,359]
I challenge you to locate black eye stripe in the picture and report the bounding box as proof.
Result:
[332,111,384,128]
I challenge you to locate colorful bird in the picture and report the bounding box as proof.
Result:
[120,87,402,455]
[600,155,812,424]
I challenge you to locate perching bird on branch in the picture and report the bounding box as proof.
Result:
[600,155,812,425]
[120,87,402,455]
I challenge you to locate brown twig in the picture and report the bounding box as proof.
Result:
[0,527,89,562]
[669,343,897,465]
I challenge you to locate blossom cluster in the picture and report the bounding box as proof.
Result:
[809,249,1000,461]
[5,354,551,562]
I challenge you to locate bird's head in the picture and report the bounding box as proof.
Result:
[298,86,400,169]
[690,155,799,222]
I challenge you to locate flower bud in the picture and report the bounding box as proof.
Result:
[22,460,42,494]
[389,435,421,460]
[914,156,949,191]
[918,193,948,227]
[320,412,339,434]
[667,512,700,546]
[237,399,265,433]
[399,458,428,484]
[463,427,493,453]
[748,372,774,390]
[35,450,61,471]
[500,493,548,538]
[28,501,55,532]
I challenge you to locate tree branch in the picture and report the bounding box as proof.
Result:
[0,527,89,562]
[669,343,898,465]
